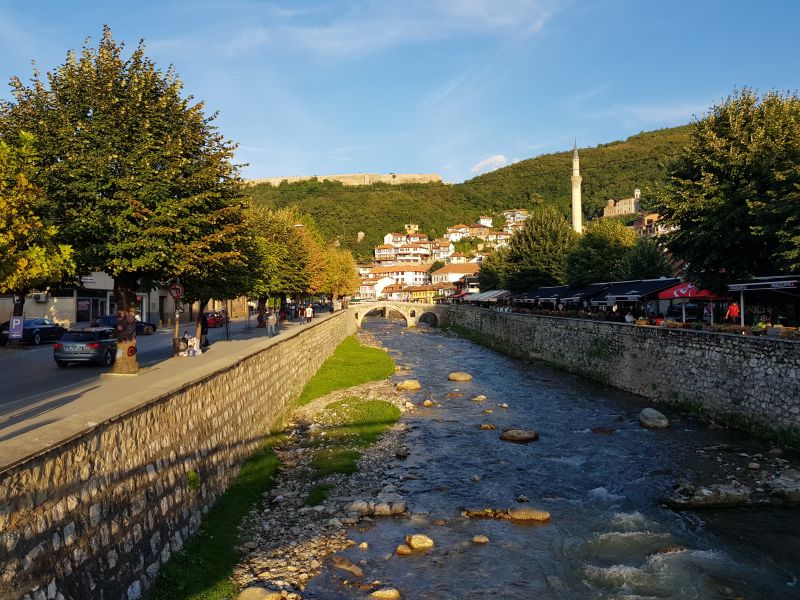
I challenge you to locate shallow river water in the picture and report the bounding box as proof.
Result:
[305,319,800,599]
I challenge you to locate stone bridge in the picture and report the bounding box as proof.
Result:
[352,301,449,328]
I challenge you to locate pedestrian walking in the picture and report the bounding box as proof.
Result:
[266,310,277,337]
[305,305,313,324]
[725,302,740,324]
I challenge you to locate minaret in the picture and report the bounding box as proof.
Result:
[571,142,583,233]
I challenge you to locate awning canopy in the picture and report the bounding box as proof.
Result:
[728,275,799,292]
[591,278,680,306]
[465,289,511,302]
[657,282,729,301]
[559,283,612,304]
[513,285,570,303]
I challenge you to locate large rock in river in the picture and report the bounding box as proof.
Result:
[236,588,282,600]
[500,429,540,443]
[506,505,551,522]
[396,379,421,391]
[639,408,669,429]
[404,533,434,550]
[448,371,473,381]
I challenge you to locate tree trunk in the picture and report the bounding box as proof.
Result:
[7,292,26,347]
[111,273,140,374]
[256,296,267,327]
[196,299,208,343]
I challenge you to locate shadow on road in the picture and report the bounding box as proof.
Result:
[0,385,100,435]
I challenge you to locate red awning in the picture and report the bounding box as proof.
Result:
[657,283,728,301]
[451,291,469,299]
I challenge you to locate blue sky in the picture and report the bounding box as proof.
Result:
[1,1,798,183]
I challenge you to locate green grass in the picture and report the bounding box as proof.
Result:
[306,397,401,481]
[305,483,335,506]
[297,336,395,406]
[152,435,282,600]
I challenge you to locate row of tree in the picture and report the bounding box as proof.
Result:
[0,28,360,373]
[478,206,672,292]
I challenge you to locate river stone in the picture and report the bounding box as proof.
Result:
[483,409,493,414]
[422,399,434,407]
[479,423,496,430]
[769,469,800,503]
[395,543,413,555]
[506,506,551,522]
[472,395,487,402]
[639,408,669,429]
[331,555,363,577]
[591,426,614,435]
[405,533,434,550]
[668,484,751,508]
[373,502,392,516]
[500,429,539,443]
[370,588,401,599]
[397,380,421,391]
[472,535,490,544]
[359,542,369,550]
[236,588,282,600]
[390,501,407,514]
[347,500,370,515]
[448,372,473,381]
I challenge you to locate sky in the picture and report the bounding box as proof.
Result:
[1,0,799,183]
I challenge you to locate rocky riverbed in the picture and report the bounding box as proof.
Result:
[232,361,417,598]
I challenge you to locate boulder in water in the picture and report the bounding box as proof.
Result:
[472,535,490,544]
[479,423,496,430]
[448,371,473,381]
[638,408,669,429]
[369,589,401,600]
[506,505,551,522]
[395,543,413,555]
[472,395,487,402]
[405,533,434,550]
[236,588,282,600]
[500,429,539,443]
[396,379,421,391]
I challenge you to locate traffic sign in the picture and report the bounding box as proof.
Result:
[169,282,184,300]
[9,316,23,340]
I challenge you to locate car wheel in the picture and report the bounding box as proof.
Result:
[101,349,115,367]
[143,325,154,335]
[32,331,41,345]
[56,360,68,368]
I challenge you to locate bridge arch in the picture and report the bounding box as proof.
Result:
[353,302,448,329]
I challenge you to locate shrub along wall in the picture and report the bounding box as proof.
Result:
[0,311,356,600]
[447,306,800,440]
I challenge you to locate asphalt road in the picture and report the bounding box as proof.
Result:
[0,317,263,421]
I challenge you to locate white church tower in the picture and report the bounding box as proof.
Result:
[571,143,583,233]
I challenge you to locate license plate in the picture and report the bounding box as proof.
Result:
[66,346,82,352]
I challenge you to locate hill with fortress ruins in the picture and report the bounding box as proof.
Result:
[245,125,691,260]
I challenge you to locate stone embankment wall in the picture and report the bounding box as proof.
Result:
[0,312,356,600]
[447,306,800,438]
[245,173,442,187]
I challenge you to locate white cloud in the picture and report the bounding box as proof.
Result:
[470,154,509,175]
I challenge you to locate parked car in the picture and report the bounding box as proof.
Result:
[0,318,66,346]
[54,328,117,367]
[93,315,158,335]
[204,311,227,328]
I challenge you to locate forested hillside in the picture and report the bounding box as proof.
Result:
[245,125,691,260]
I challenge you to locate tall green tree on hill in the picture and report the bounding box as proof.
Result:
[654,88,800,291]
[504,205,578,292]
[0,132,75,324]
[565,219,638,286]
[617,237,674,281]
[0,28,245,372]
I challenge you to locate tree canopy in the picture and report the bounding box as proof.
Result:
[617,237,674,281]
[502,205,578,292]
[0,132,74,307]
[565,219,638,286]
[0,27,246,371]
[654,88,800,290]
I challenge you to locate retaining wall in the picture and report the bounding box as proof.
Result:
[447,306,800,437]
[0,311,356,600]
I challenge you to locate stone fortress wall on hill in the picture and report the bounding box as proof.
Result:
[245,172,443,187]
[0,311,357,600]
[447,305,800,439]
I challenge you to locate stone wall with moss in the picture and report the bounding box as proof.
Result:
[0,311,356,600]
[447,306,800,440]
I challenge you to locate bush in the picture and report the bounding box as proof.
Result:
[780,329,800,340]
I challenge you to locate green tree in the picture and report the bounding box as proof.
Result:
[427,260,445,275]
[504,205,578,292]
[1,28,245,372]
[323,247,360,302]
[617,237,674,280]
[0,132,74,321]
[653,88,800,291]
[565,219,638,285]
[477,248,511,290]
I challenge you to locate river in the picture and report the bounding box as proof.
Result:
[304,318,800,599]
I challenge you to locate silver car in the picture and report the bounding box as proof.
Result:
[54,327,117,367]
